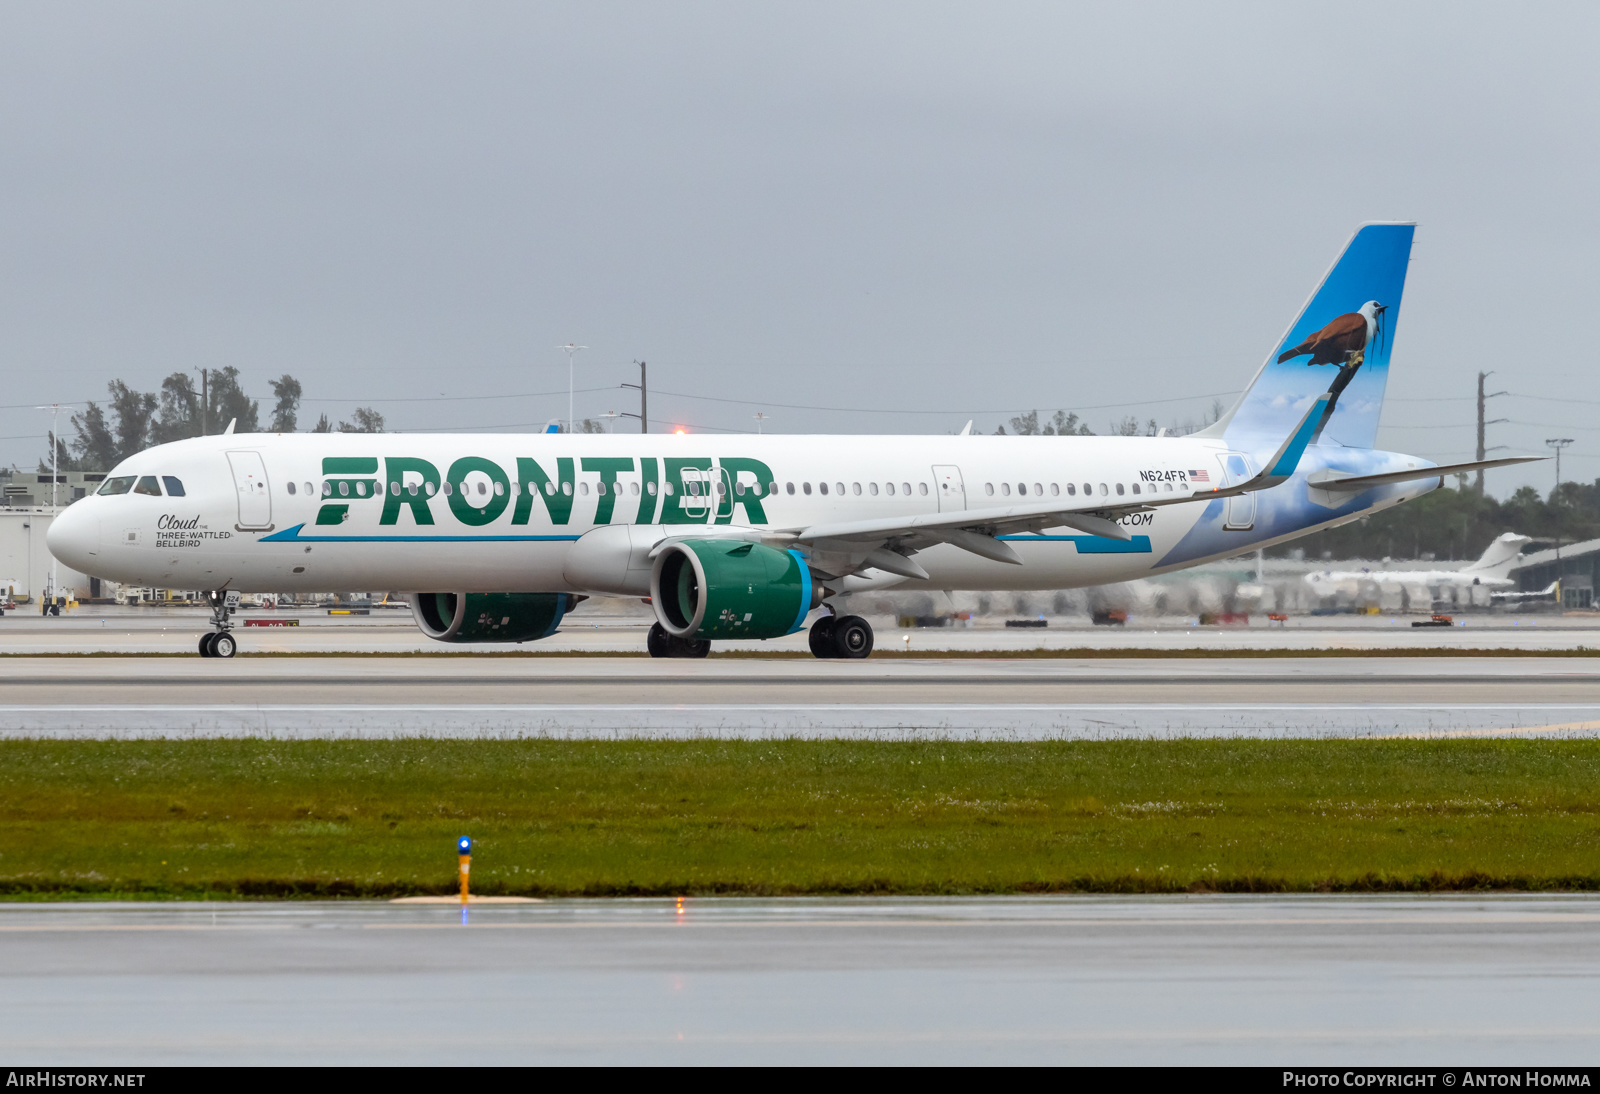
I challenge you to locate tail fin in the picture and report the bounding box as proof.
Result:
[1463,532,1531,579]
[1205,223,1415,450]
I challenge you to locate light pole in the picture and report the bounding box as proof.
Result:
[753,412,769,435]
[598,411,620,433]
[34,404,61,603]
[622,360,647,434]
[555,344,587,433]
[1547,437,1574,593]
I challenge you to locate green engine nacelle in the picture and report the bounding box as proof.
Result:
[651,539,819,640]
[410,592,574,643]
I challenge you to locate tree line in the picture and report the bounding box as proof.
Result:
[43,370,386,471]
[1269,478,1599,563]
[994,399,1226,437]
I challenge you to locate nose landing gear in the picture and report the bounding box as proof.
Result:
[198,590,238,658]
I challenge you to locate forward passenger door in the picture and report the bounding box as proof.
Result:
[227,451,273,531]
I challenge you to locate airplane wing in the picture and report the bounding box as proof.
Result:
[1309,456,1544,493]
[772,394,1333,576]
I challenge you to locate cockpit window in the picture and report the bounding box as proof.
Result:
[161,476,186,497]
[97,476,136,496]
[134,476,162,496]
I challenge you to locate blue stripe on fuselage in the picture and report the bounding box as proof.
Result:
[258,523,580,544]
[997,534,1152,554]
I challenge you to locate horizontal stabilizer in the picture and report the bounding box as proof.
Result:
[1309,456,1545,493]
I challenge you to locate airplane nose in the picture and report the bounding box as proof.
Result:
[46,502,99,573]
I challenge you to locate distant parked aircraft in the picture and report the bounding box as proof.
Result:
[1304,532,1532,603]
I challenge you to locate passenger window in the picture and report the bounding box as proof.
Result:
[663,482,674,496]
[160,476,186,496]
[918,483,928,495]
[425,482,436,496]
[134,476,161,496]
[1116,483,1125,495]
[646,482,657,496]
[787,483,796,495]
[1050,483,1059,496]
[442,482,453,496]
[304,482,314,496]
[767,482,777,495]
[356,481,367,497]
[802,482,811,495]
[1132,483,1141,495]
[1067,484,1076,496]
[1086,483,1095,496]
[322,481,332,497]
[339,481,350,496]
[836,482,845,495]
[408,483,419,496]
[985,483,994,496]
[1001,483,1011,496]
[287,481,297,496]
[852,483,861,496]
[819,482,828,495]
[494,481,504,496]
[97,476,135,496]
[1165,482,1174,492]
[886,482,895,496]
[1034,483,1043,496]
[869,482,879,496]
[579,482,590,496]
[562,482,573,496]
[1017,483,1026,496]
[1098,483,1108,496]
[734,481,744,496]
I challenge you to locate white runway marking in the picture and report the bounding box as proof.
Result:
[1,703,1598,738]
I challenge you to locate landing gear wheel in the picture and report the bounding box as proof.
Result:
[199,633,216,657]
[212,632,237,659]
[832,615,874,659]
[648,622,711,658]
[647,622,671,658]
[808,616,838,658]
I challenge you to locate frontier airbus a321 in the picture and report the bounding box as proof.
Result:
[47,223,1537,659]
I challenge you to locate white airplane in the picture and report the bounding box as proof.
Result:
[1303,532,1532,601]
[47,223,1540,659]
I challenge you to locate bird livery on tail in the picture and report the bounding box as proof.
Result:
[1276,298,1388,442]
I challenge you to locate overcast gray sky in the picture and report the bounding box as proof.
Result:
[1,2,1595,496]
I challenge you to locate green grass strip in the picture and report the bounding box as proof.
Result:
[4,739,1600,899]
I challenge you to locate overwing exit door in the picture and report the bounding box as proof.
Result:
[932,465,966,512]
[227,451,273,530]
[1217,452,1255,530]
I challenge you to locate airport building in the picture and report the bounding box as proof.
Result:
[0,508,89,604]
[1516,537,1600,610]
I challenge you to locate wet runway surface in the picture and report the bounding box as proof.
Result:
[4,895,1599,1065]
[1,656,1597,737]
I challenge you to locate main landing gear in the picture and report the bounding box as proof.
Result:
[647,622,710,659]
[809,613,874,660]
[198,590,237,659]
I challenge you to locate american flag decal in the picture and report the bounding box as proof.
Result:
[1188,469,1210,482]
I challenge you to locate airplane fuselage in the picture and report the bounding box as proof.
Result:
[49,431,1438,596]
